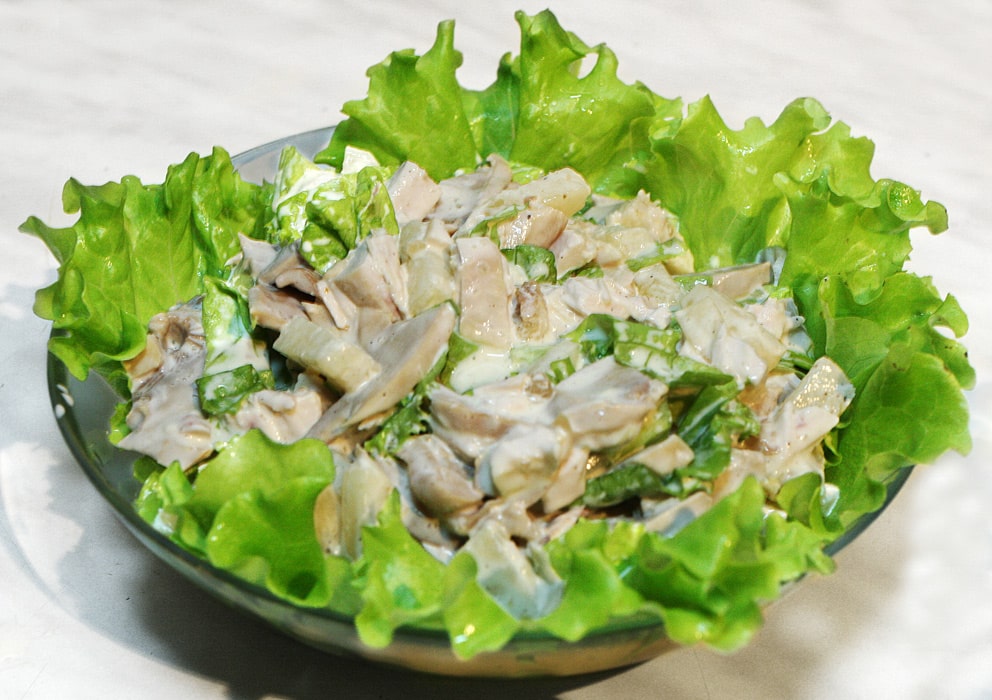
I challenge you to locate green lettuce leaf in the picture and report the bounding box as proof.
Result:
[354,492,447,647]
[317,20,478,180]
[24,148,268,392]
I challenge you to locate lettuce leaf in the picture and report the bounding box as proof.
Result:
[23,147,268,393]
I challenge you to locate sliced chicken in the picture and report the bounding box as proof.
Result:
[428,373,554,461]
[430,155,514,229]
[551,357,668,451]
[387,161,442,227]
[454,235,515,350]
[306,303,457,443]
[396,434,484,517]
[475,423,570,505]
[675,284,787,387]
[758,356,855,491]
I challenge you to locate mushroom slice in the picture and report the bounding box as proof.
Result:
[248,284,307,332]
[119,301,213,469]
[237,234,279,278]
[226,385,327,444]
[306,303,456,442]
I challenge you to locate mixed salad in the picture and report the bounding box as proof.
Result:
[24,10,972,660]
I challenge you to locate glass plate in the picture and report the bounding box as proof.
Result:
[46,128,913,677]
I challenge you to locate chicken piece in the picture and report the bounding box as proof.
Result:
[541,445,591,513]
[462,519,564,619]
[632,263,684,308]
[619,434,694,476]
[551,357,668,451]
[675,284,787,387]
[454,236,515,350]
[476,424,570,505]
[430,155,514,229]
[428,373,554,461]
[119,301,214,469]
[258,243,321,296]
[446,496,542,541]
[306,303,457,442]
[324,232,406,326]
[758,356,855,491]
[226,385,327,444]
[711,448,767,501]
[372,452,458,552]
[387,161,442,227]
[236,234,279,278]
[639,491,713,536]
[559,275,640,321]
[708,262,772,301]
[549,219,597,275]
[534,284,585,339]
[248,284,307,332]
[396,434,484,517]
[603,191,693,273]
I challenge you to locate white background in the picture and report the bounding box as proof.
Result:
[1,1,989,698]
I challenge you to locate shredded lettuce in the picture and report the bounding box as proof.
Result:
[24,8,972,660]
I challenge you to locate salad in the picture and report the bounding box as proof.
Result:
[23,10,973,661]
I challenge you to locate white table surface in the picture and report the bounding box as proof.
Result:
[2,1,989,698]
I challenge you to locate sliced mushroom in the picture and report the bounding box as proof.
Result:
[225,386,328,444]
[248,283,308,332]
[513,280,550,341]
[119,301,214,469]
